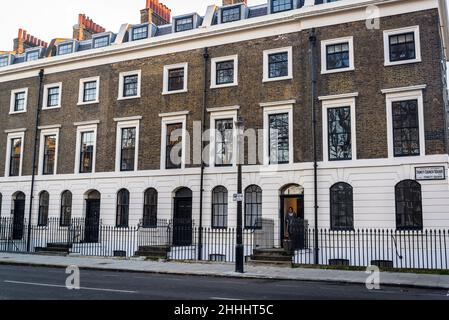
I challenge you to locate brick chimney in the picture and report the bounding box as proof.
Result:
[141,0,171,26]
[13,29,48,54]
[73,14,106,41]
[222,0,247,6]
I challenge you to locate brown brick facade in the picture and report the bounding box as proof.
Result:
[0,9,446,177]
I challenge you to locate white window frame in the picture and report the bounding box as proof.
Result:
[385,88,425,159]
[74,123,98,174]
[208,107,239,168]
[78,76,100,105]
[321,96,357,163]
[38,128,60,176]
[9,88,28,114]
[211,55,238,89]
[42,83,62,110]
[263,46,293,82]
[115,119,140,172]
[321,36,355,74]
[160,114,187,170]
[262,103,294,166]
[118,70,141,100]
[162,63,188,95]
[5,131,25,177]
[383,25,421,66]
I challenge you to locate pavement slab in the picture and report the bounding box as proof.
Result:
[0,252,448,290]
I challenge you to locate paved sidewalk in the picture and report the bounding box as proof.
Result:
[0,252,448,290]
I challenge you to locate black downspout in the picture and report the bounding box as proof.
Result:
[198,47,209,260]
[309,29,319,265]
[26,69,45,252]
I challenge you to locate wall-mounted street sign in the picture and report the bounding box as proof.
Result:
[415,166,446,181]
[233,193,244,202]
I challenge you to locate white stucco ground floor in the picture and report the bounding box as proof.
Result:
[0,155,448,244]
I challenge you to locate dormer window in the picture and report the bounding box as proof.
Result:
[132,25,149,41]
[57,42,74,56]
[221,6,241,23]
[0,55,10,67]
[175,16,194,32]
[271,0,293,13]
[93,35,110,48]
[26,50,40,62]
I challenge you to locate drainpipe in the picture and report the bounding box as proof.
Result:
[26,68,45,252]
[198,47,209,260]
[309,29,319,265]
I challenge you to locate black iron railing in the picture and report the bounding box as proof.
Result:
[1,217,448,270]
[294,228,449,270]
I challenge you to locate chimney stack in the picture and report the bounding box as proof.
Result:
[73,14,106,41]
[13,29,48,54]
[222,0,247,6]
[141,0,171,26]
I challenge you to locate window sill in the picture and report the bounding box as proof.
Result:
[263,76,293,83]
[117,95,141,101]
[211,83,238,89]
[384,58,422,67]
[162,89,188,95]
[9,110,27,115]
[321,66,355,75]
[42,106,61,110]
[77,100,99,106]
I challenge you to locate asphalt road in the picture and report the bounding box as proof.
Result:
[0,264,448,300]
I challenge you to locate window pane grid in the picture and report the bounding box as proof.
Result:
[120,128,136,171]
[93,36,109,48]
[14,92,26,111]
[271,0,293,13]
[132,26,148,40]
[116,189,130,228]
[175,17,194,32]
[43,135,56,175]
[9,138,22,176]
[269,113,289,164]
[330,183,354,230]
[212,186,228,229]
[143,189,158,228]
[326,42,350,70]
[123,75,138,97]
[245,185,262,229]
[392,100,420,157]
[328,106,352,161]
[389,32,416,62]
[222,7,241,23]
[268,52,289,78]
[83,81,97,102]
[168,68,185,91]
[215,119,233,166]
[80,131,94,173]
[38,192,49,226]
[47,87,60,107]
[166,123,183,169]
[395,180,423,230]
[216,60,234,85]
[58,43,73,55]
[60,191,72,227]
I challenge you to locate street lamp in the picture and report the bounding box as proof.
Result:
[235,116,245,273]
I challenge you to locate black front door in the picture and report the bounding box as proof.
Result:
[173,197,193,246]
[12,199,25,240]
[85,199,100,243]
[280,195,305,249]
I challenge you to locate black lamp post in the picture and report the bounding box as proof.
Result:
[235,116,245,273]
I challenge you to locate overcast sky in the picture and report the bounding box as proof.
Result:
[0,0,266,50]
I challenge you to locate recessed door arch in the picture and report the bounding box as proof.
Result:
[172,187,192,246]
[12,191,26,240]
[84,190,101,243]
